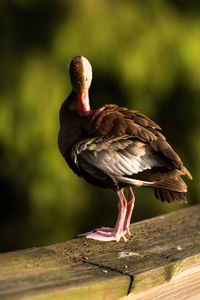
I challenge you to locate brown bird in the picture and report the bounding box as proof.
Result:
[58,56,192,242]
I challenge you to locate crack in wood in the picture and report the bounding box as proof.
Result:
[72,257,134,295]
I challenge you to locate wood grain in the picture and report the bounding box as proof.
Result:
[0,205,200,300]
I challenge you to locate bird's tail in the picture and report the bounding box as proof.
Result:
[153,188,187,203]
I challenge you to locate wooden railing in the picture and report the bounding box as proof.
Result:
[0,205,200,300]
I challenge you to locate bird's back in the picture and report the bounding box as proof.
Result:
[58,102,191,203]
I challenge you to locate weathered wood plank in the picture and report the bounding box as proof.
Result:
[122,259,200,299]
[0,248,129,300]
[0,205,200,300]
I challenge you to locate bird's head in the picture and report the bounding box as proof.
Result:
[68,56,92,116]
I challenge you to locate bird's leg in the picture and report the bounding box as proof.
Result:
[111,189,128,241]
[123,186,135,237]
[76,189,128,242]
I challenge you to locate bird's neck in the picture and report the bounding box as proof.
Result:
[64,90,79,112]
[65,90,91,116]
[58,93,83,155]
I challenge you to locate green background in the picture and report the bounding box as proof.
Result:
[0,0,199,252]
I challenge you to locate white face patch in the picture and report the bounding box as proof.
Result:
[82,56,92,89]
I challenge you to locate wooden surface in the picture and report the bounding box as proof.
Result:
[0,205,200,300]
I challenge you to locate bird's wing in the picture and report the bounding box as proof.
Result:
[82,105,192,179]
[72,135,188,192]
[73,136,163,186]
[83,104,162,141]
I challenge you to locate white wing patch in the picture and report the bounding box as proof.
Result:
[72,136,163,184]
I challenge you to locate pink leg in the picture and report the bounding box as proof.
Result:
[113,189,128,241]
[77,189,128,242]
[123,187,135,237]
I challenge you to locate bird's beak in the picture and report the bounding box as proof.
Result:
[78,90,91,116]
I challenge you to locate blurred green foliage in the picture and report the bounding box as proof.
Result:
[0,0,199,252]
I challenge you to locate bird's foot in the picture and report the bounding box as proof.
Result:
[77,227,127,242]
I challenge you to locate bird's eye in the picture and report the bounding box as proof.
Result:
[85,75,88,82]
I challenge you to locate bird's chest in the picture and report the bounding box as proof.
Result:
[58,109,83,154]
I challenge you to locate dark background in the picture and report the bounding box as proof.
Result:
[0,0,199,252]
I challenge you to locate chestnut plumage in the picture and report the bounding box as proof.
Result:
[58,56,192,242]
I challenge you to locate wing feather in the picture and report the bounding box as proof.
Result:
[72,136,164,183]
[82,105,192,179]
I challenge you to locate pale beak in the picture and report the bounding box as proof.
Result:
[78,90,91,116]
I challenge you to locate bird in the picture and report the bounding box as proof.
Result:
[58,55,192,242]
